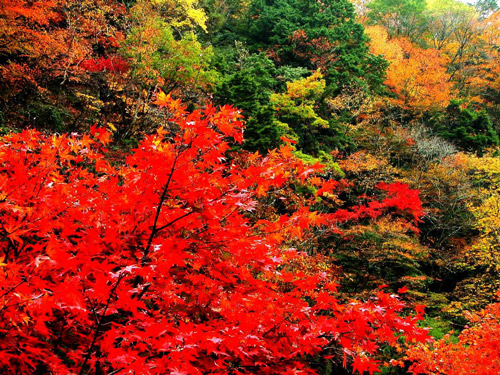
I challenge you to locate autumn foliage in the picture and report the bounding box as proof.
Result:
[366,25,454,109]
[0,93,429,374]
[0,0,126,90]
[407,291,500,375]
[80,57,130,74]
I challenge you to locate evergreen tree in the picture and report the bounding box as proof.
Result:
[433,101,499,153]
[241,0,387,94]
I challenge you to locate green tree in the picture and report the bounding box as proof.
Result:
[271,70,349,155]
[368,0,428,41]
[123,0,217,95]
[240,0,387,94]
[214,53,281,153]
[474,0,499,17]
[432,101,499,153]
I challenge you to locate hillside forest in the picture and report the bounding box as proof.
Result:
[1,0,500,374]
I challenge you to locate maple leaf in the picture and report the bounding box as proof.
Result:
[280,135,298,144]
[169,368,190,375]
[90,124,112,146]
[397,286,408,294]
[352,355,380,375]
[153,89,185,114]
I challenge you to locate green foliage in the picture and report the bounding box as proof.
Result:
[22,102,71,133]
[207,0,387,155]
[368,0,428,40]
[431,101,499,153]
[330,222,428,296]
[271,71,352,155]
[0,109,10,136]
[123,5,217,93]
[214,53,281,153]
[426,0,472,14]
[474,0,499,16]
[271,70,328,130]
[420,316,458,341]
[369,0,427,18]
[240,0,387,93]
[215,53,277,111]
[200,0,246,43]
[292,150,344,176]
[242,107,283,153]
[275,65,310,90]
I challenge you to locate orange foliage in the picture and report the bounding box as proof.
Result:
[466,11,500,103]
[0,0,126,95]
[366,25,454,110]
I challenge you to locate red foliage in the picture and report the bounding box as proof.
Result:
[329,182,423,232]
[81,56,130,73]
[376,182,424,222]
[0,95,428,374]
[407,293,500,375]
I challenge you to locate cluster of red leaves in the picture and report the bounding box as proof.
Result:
[0,94,428,374]
[406,292,500,375]
[81,56,130,74]
[327,181,423,232]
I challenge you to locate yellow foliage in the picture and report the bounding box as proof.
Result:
[466,153,500,187]
[271,70,329,129]
[338,150,388,174]
[445,153,500,313]
[284,70,326,99]
[150,0,208,31]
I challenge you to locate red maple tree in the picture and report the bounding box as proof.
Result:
[0,92,428,374]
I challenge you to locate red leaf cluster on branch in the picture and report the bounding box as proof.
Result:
[327,181,423,232]
[0,93,428,374]
[81,56,130,73]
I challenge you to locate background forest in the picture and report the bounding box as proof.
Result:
[1,0,500,374]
